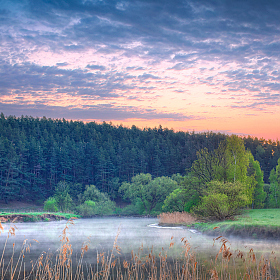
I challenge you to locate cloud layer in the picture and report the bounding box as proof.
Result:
[0,0,279,139]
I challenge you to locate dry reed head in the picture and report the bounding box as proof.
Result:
[0,221,3,234]
[158,211,197,225]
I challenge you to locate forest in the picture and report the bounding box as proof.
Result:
[0,113,280,217]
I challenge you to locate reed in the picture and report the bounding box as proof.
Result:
[0,219,279,279]
[158,212,197,225]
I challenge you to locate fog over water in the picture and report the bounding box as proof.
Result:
[1,217,280,267]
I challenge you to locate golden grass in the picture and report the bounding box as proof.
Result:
[0,219,279,279]
[158,212,197,225]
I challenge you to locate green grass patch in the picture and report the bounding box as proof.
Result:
[194,209,280,238]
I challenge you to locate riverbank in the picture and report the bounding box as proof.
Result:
[0,212,80,222]
[0,201,80,222]
[158,209,280,239]
[193,209,280,239]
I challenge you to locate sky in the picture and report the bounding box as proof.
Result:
[0,0,280,140]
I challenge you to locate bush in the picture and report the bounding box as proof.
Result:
[118,203,142,216]
[76,186,116,216]
[193,181,249,220]
[44,197,58,212]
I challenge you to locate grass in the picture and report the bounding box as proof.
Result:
[0,218,279,279]
[194,209,280,239]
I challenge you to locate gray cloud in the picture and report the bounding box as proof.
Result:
[0,61,136,98]
[86,64,106,71]
[3,0,280,63]
[0,102,194,121]
[1,0,280,123]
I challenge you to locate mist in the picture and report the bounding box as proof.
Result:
[0,217,279,271]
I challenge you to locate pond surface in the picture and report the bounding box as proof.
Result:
[0,217,280,267]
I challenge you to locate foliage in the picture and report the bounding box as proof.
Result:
[76,185,116,216]
[190,136,267,218]
[247,153,266,208]
[44,197,58,212]
[162,188,185,212]
[119,173,178,215]
[193,181,250,220]
[118,202,144,216]
[267,159,280,208]
[162,174,202,213]
[53,181,74,212]
[191,135,251,185]
[191,148,219,184]
[226,135,249,183]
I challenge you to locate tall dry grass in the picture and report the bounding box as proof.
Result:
[158,212,197,225]
[0,219,279,279]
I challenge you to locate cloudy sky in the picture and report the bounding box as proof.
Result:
[1,0,280,140]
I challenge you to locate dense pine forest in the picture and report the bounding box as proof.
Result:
[0,113,279,206]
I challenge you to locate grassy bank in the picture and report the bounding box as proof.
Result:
[0,212,80,222]
[194,209,280,239]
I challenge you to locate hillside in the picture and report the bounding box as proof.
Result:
[0,113,279,204]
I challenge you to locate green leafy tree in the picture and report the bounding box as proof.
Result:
[247,153,266,208]
[268,167,280,208]
[164,174,202,213]
[53,181,74,212]
[191,148,218,184]
[191,136,263,212]
[225,135,249,183]
[162,188,185,212]
[119,173,178,215]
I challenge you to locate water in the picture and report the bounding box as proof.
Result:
[0,217,280,269]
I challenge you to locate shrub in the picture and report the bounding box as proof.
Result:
[76,202,95,217]
[44,197,58,212]
[193,181,249,220]
[76,186,116,216]
[85,200,96,207]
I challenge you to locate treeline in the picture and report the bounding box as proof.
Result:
[0,113,279,204]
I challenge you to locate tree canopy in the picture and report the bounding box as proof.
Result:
[119,173,178,215]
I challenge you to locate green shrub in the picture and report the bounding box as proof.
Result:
[119,204,142,216]
[193,181,249,220]
[85,200,96,207]
[44,197,59,212]
[76,202,95,217]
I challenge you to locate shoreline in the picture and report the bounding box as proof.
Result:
[0,212,80,223]
[158,221,280,240]
[194,223,280,240]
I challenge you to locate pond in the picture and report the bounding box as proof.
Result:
[0,217,280,277]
